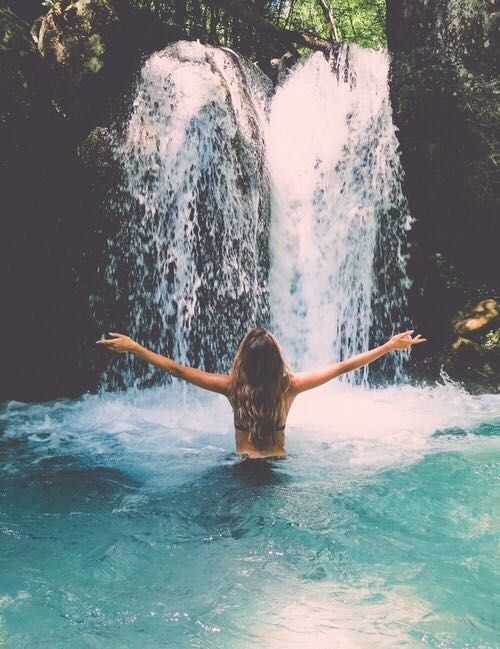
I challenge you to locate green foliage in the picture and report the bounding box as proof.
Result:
[335,0,386,47]
[484,329,500,350]
[41,0,59,8]
[130,0,387,59]
[271,0,386,49]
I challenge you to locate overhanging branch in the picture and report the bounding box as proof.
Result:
[316,0,341,43]
[207,0,331,53]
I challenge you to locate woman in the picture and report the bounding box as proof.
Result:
[97,327,426,458]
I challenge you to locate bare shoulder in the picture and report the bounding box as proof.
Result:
[220,373,233,399]
[214,372,233,396]
[179,368,232,395]
[287,373,304,398]
[287,364,344,394]
[288,371,308,395]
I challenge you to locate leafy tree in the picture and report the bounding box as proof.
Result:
[41,0,387,57]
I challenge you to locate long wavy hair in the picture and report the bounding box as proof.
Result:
[229,327,291,450]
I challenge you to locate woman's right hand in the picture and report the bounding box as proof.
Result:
[95,332,139,354]
[386,330,427,351]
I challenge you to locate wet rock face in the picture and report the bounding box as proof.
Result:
[0,1,176,401]
[387,0,500,392]
[0,4,116,401]
[0,1,177,401]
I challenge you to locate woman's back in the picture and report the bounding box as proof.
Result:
[231,387,296,459]
[228,328,295,458]
[234,427,286,458]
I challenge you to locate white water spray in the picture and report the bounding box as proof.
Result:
[267,45,412,381]
[98,41,412,387]
[101,42,272,387]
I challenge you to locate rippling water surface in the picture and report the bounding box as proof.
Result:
[1,381,499,648]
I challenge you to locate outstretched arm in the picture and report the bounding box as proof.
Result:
[96,333,231,395]
[291,330,426,394]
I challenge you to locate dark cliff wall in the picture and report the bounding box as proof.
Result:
[387,0,499,390]
[0,7,91,401]
[0,1,169,401]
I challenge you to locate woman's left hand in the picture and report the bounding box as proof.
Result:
[386,330,427,351]
[96,333,138,354]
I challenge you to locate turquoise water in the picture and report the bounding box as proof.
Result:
[1,381,499,648]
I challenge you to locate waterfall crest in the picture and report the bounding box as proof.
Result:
[97,41,411,388]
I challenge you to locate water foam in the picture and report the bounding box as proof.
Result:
[2,382,499,483]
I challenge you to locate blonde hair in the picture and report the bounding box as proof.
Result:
[229,327,291,450]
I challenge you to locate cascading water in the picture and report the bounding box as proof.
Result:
[97,41,411,388]
[267,45,412,382]
[99,41,272,388]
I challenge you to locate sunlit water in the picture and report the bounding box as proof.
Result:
[1,382,499,648]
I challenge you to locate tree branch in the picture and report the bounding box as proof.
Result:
[316,0,341,43]
[207,0,331,53]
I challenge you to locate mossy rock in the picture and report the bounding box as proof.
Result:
[32,0,175,132]
[387,0,499,286]
[443,335,500,394]
[452,298,500,336]
[442,298,500,393]
[36,0,121,89]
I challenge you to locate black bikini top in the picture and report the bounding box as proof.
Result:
[234,413,285,434]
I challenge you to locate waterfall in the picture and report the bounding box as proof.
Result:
[267,45,412,382]
[97,41,411,388]
[100,41,272,388]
